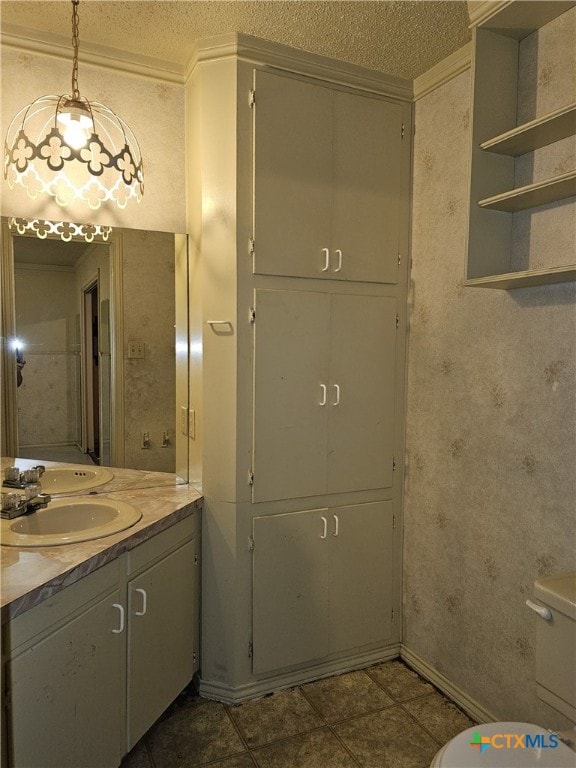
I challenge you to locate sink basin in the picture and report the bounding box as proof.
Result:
[37,466,114,494]
[1,496,142,547]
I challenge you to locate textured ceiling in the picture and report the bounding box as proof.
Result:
[0,1,471,80]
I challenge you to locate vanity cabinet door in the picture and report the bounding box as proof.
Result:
[127,537,198,750]
[7,584,125,768]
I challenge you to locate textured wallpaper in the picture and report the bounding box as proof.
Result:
[121,229,176,473]
[0,46,186,233]
[404,11,576,728]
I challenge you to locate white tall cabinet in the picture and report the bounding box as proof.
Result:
[187,34,412,702]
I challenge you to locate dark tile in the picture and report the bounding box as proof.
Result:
[302,670,393,723]
[209,755,256,768]
[403,691,474,744]
[228,688,323,747]
[337,706,439,768]
[366,660,434,701]
[121,740,152,768]
[146,697,245,767]
[252,728,358,768]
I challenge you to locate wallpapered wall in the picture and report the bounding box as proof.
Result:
[15,266,80,448]
[404,10,576,727]
[0,46,186,233]
[121,229,176,473]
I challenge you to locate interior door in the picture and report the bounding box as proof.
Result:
[253,70,333,279]
[327,294,397,493]
[253,289,330,502]
[331,91,403,283]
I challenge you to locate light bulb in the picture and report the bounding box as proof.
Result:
[58,102,93,150]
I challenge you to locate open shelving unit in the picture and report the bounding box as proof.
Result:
[466,0,576,289]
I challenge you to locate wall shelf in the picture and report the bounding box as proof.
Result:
[478,171,576,212]
[466,0,576,288]
[480,103,576,156]
[464,264,576,290]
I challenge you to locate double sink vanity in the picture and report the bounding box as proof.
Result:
[0,458,202,768]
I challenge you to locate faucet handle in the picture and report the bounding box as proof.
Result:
[1,492,21,512]
[32,465,46,476]
[4,466,20,483]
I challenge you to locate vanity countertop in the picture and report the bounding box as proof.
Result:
[1,483,203,621]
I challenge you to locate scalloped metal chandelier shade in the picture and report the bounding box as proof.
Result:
[3,0,144,210]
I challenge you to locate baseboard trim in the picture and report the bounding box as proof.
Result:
[200,643,401,704]
[401,645,497,724]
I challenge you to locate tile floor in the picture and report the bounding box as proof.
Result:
[122,660,475,768]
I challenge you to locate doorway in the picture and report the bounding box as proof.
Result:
[83,281,100,464]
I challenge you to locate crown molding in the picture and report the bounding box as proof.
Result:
[0,24,185,84]
[188,32,413,102]
[413,42,472,101]
[467,1,512,28]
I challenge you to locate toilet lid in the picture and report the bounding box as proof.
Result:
[431,722,576,767]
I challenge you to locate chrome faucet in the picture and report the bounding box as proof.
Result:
[1,485,52,520]
[3,465,46,489]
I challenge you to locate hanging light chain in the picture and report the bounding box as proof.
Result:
[71,0,81,99]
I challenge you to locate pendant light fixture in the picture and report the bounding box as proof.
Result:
[4,0,144,210]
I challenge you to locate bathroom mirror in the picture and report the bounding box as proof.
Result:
[1,218,190,494]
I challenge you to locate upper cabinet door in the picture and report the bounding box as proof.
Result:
[331,92,403,284]
[253,69,403,284]
[253,70,333,279]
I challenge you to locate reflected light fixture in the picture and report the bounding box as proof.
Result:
[4,0,144,210]
[8,216,112,243]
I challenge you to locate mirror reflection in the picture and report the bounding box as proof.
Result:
[1,219,189,494]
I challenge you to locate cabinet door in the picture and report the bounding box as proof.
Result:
[331,92,403,284]
[127,539,197,750]
[253,70,332,279]
[329,501,395,655]
[253,289,330,502]
[252,510,330,675]
[8,590,125,768]
[327,294,397,494]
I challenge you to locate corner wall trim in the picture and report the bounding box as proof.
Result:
[401,644,497,724]
[413,43,472,101]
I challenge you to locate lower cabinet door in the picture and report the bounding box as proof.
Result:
[8,589,125,768]
[252,509,331,675]
[127,539,197,750]
[252,501,395,677]
[329,501,395,655]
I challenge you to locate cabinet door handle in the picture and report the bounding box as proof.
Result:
[334,249,342,272]
[321,248,330,272]
[134,588,147,617]
[320,516,328,539]
[319,384,327,406]
[112,603,125,634]
[332,384,340,406]
[332,514,339,536]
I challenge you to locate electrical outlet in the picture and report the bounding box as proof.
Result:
[141,431,150,449]
[128,342,145,359]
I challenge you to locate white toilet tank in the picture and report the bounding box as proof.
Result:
[532,571,576,721]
